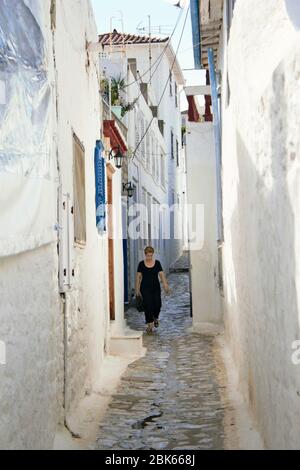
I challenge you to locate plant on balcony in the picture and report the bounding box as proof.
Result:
[111,75,126,105]
[100,75,138,117]
[121,98,138,117]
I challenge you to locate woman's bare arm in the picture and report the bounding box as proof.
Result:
[159,271,171,294]
[136,272,142,296]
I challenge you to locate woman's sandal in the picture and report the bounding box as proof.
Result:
[154,320,159,328]
[146,323,154,333]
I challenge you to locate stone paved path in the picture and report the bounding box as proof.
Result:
[94,268,227,450]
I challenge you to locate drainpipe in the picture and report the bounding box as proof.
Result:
[190,0,202,69]
[207,47,224,243]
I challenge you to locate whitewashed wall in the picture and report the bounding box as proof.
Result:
[54,0,110,424]
[0,0,62,450]
[220,0,300,449]
[0,244,63,450]
[126,69,169,288]
[151,47,185,269]
[124,44,185,271]
[0,0,113,449]
[186,122,221,327]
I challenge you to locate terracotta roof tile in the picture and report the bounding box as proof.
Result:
[99,30,169,46]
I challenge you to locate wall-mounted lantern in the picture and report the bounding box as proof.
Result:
[123,181,136,198]
[109,145,124,169]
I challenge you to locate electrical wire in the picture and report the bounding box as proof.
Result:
[132,5,190,163]
[178,32,222,55]
[101,8,185,147]
[123,8,184,88]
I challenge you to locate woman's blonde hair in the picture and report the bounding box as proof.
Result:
[144,246,154,255]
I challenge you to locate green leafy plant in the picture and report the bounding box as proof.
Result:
[100,75,137,117]
[121,98,138,117]
[111,75,126,105]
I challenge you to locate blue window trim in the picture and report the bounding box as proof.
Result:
[94,140,106,233]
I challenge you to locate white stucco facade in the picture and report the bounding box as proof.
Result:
[98,37,187,304]
[185,122,222,327]
[0,0,126,449]
[54,0,108,426]
[0,0,61,449]
[218,0,300,449]
[126,69,169,296]
[125,43,186,271]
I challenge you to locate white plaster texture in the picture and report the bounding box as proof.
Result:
[0,243,63,450]
[186,122,222,326]
[220,0,300,449]
[0,0,126,449]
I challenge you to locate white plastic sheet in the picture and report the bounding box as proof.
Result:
[0,0,56,256]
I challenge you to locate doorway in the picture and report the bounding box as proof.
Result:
[107,164,115,321]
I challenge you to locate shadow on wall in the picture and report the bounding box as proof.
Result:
[226,58,300,447]
[284,0,300,30]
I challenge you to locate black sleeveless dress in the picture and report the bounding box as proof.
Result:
[137,260,163,323]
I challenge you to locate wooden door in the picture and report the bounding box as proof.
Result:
[107,165,115,321]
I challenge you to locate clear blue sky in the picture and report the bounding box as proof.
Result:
[91,0,205,92]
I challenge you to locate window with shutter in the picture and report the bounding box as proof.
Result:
[160,151,165,187]
[156,141,160,182]
[147,192,152,245]
[171,130,174,159]
[140,187,148,251]
[169,71,173,96]
[94,140,106,233]
[152,134,156,176]
[73,133,87,245]
[140,116,146,162]
[176,139,179,167]
[146,123,150,170]
[135,110,141,159]
[152,199,160,252]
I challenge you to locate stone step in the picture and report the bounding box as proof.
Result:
[169,267,190,273]
[108,330,145,358]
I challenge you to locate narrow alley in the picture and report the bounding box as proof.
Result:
[2,0,300,452]
[94,258,232,450]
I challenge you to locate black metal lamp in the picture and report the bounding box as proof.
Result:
[109,146,124,169]
[123,181,136,198]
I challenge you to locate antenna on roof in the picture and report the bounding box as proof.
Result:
[110,11,126,55]
[136,23,173,36]
[136,16,173,36]
[148,15,152,84]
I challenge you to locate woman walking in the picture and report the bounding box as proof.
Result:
[136,246,170,333]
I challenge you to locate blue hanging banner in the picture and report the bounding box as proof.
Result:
[94,140,106,233]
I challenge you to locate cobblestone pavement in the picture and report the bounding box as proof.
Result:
[94,269,227,450]
[170,251,190,272]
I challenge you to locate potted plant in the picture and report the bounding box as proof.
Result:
[100,75,138,119]
[121,98,138,117]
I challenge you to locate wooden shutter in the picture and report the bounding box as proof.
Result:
[73,133,86,245]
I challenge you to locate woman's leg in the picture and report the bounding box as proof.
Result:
[144,310,154,324]
[153,289,162,320]
[152,289,161,327]
[144,310,154,333]
[141,289,155,324]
